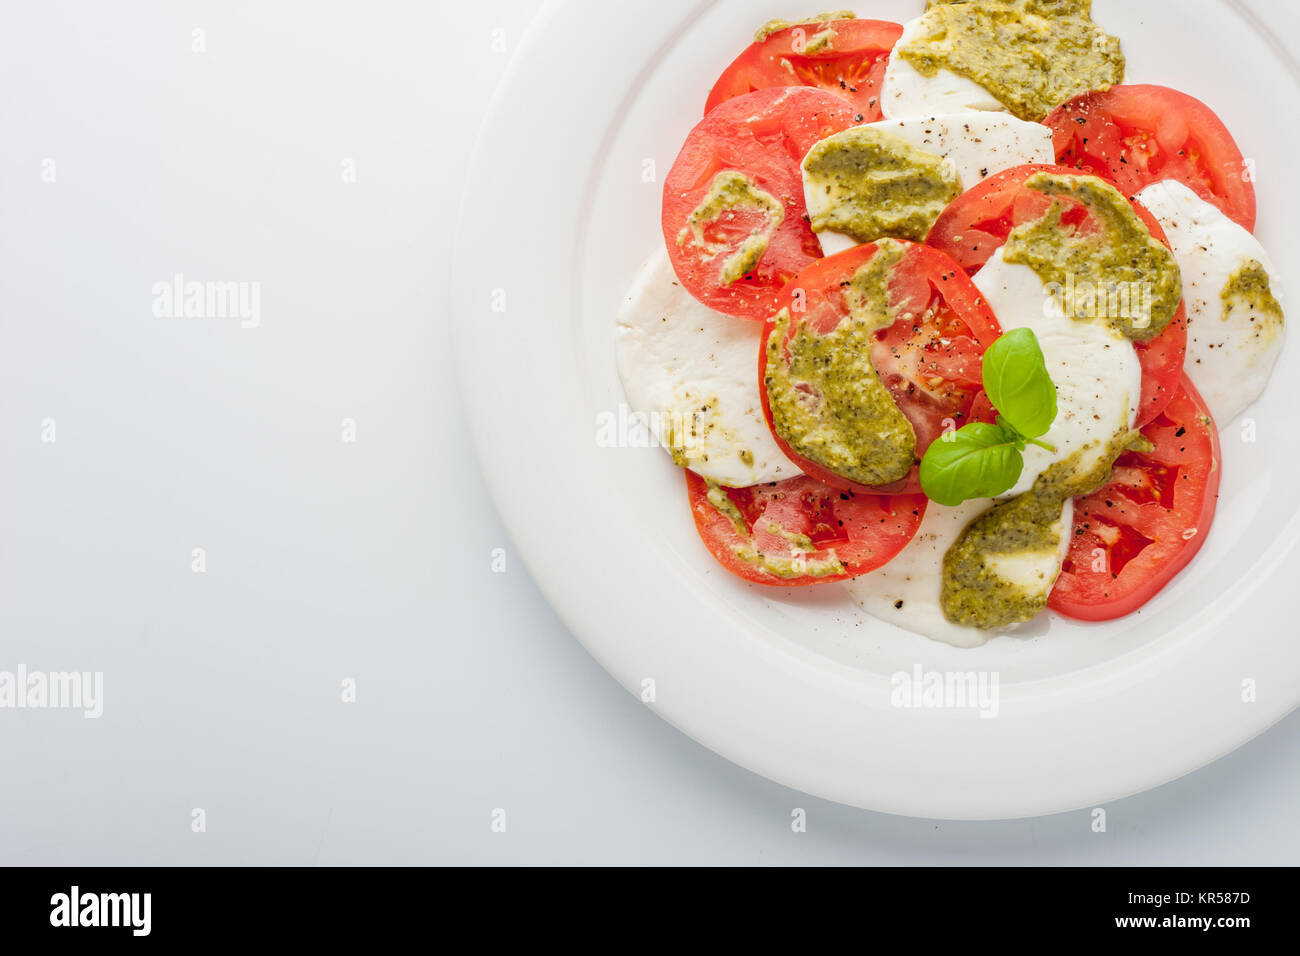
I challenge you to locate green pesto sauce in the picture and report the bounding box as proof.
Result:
[763,239,917,486]
[941,428,1139,629]
[1222,260,1285,340]
[765,521,815,552]
[754,10,855,43]
[679,170,785,286]
[704,482,846,579]
[804,30,834,54]
[734,544,846,579]
[1003,173,1182,342]
[900,0,1125,122]
[706,481,749,536]
[803,127,962,245]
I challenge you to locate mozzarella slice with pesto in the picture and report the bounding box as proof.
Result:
[973,247,1141,495]
[844,497,1072,648]
[880,6,1123,123]
[615,247,796,487]
[803,114,1054,256]
[1137,180,1286,426]
[867,114,1054,188]
[880,16,1007,120]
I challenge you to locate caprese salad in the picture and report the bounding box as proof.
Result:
[614,1,1285,647]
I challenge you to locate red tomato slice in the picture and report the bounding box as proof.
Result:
[926,164,1188,425]
[759,240,1001,496]
[704,19,903,121]
[1049,376,1220,621]
[928,164,1097,275]
[1045,85,1257,231]
[662,87,861,321]
[966,389,998,426]
[685,471,926,586]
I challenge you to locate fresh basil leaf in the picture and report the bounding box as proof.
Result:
[996,416,1027,452]
[982,327,1058,440]
[919,422,1024,507]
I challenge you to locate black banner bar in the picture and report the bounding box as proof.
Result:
[0,866,1286,942]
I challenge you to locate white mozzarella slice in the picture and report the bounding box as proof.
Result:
[973,248,1141,495]
[845,497,1073,648]
[867,114,1053,188]
[802,114,1052,256]
[881,16,1007,120]
[615,248,797,487]
[984,509,1072,595]
[815,230,859,257]
[1137,180,1286,426]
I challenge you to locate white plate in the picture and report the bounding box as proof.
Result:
[453,0,1300,818]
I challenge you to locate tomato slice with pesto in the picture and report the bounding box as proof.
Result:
[759,240,1001,496]
[685,471,926,586]
[1045,85,1257,232]
[1048,377,1220,621]
[926,164,1188,426]
[926,164,1063,276]
[662,87,862,320]
[704,18,903,122]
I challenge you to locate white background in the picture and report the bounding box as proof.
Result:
[0,0,1296,865]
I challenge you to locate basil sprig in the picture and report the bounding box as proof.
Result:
[919,328,1058,507]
